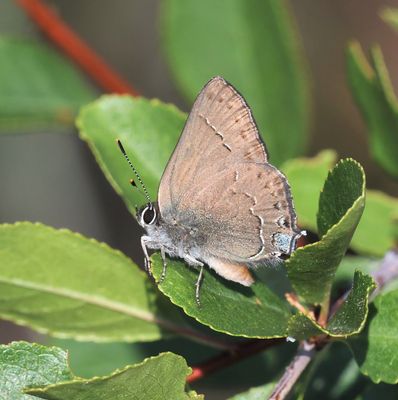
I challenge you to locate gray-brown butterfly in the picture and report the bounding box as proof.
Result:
[119,76,303,304]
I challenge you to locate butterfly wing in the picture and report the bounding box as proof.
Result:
[187,161,300,262]
[158,76,268,211]
[158,76,300,262]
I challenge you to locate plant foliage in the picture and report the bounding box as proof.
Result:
[1,1,398,399]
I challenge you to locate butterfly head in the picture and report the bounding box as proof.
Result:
[137,202,159,228]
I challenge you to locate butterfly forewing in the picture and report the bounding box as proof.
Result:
[158,76,268,211]
[157,76,299,263]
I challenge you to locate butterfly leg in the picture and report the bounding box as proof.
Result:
[195,265,204,307]
[183,255,205,305]
[141,236,152,276]
[185,255,204,267]
[160,247,167,283]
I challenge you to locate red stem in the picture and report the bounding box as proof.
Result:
[187,338,285,384]
[15,0,139,96]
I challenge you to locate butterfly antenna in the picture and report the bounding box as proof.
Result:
[117,139,152,206]
[129,179,151,204]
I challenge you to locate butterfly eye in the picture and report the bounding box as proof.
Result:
[142,206,157,225]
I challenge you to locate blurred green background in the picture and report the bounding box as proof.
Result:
[1,0,398,398]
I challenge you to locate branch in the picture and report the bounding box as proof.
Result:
[15,0,139,96]
[270,250,398,399]
[268,341,316,400]
[187,338,285,383]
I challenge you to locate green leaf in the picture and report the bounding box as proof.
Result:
[288,271,375,340]
[227,383,274,400]
[161,0,310,165]
[317,159,364,238]
[327,271,375,335]
[287,314,324,340]
[286,159,366,304]
[187,391,204,400]
[347,41,398,178]
[349,289,398,384]
[0,222,193,343]
[353,190,398,256]
[151,254,291,338]
[334,256,379,285]
[27,352,201,400]
[283,151,398,256]
[77,95,185,213]
[0,37,94,133]
[48,339,144,378]
[282,150,337,230]
[358,383,398,400]
[380,8,398,32]
[0,341,73,400]
[303,341,368,400]
[394,215,398,244]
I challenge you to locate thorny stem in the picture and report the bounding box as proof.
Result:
[16,0,139,96]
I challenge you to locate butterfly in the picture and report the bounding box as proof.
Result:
[119,76,303,304]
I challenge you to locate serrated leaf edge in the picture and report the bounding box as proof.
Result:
[287,158,365,265]
[25,352,190,395]
[0,340,71,368]
[151,254,289,339]
[317,158,366,236]
[288,270,375,339]
[0,221,179,342]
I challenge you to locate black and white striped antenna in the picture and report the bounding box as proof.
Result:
[116,139,152,206]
